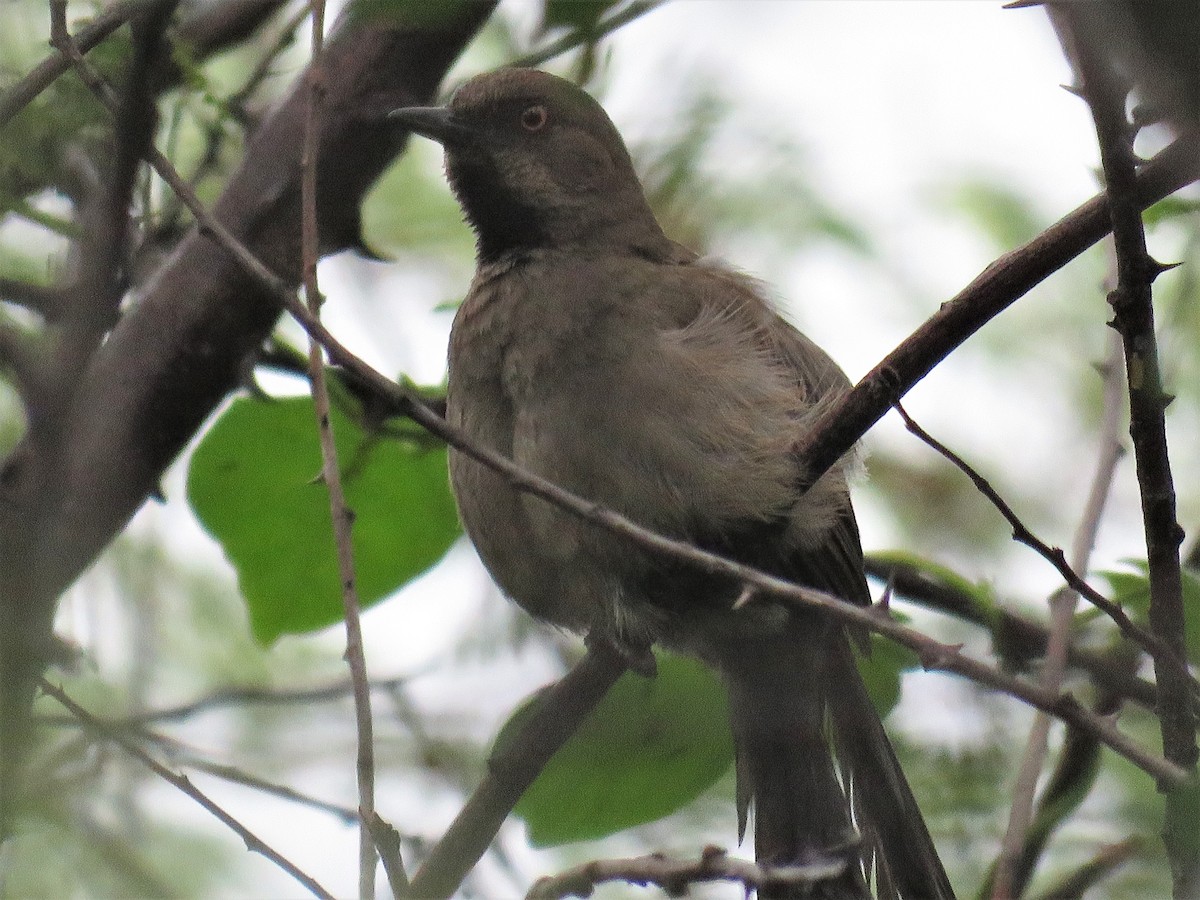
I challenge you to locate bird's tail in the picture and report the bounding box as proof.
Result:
[827,634,956,900]
[722,627,867,899]
[721,625,954,900]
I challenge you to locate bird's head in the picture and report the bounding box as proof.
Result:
[390,68,666,262]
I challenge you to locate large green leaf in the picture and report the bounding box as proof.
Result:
[187,395,461,643]
[499,651,733,846]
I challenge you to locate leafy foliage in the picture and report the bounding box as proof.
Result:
[187,393,461,643]
[499,651,734,846]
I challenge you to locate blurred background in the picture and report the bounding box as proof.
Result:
[2,1,1198,897]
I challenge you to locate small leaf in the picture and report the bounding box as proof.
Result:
[187,395,461,643]
[499,651,733,846]
[1099,561,1200,664]
[858,630,920,718]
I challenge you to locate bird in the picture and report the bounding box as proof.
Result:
[390,68,954,900]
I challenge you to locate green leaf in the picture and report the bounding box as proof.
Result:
[858,631,920,718]
[500,651,733,846]
[540,0,618,34]
[1098,561,1200,664]
[187,395,461,643]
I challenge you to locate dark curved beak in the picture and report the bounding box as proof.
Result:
[388,105,471,146]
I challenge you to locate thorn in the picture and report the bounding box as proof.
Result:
[1003,0,1047,8]
[876,578,895,614]
[308,470,326,487]
[1131,102,1166,129]
[1149,258,1183,280]
[918,640,965,671]
[1060,82,1087,100]
[149,482,167,503]
[732,584,756,609]
[700,845,726,863]
[1163,392,1176,409]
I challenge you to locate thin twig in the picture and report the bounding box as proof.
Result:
[512,0,667,69]
[299,2,381,897]
[39,679,337,900]
[369,813,411,898]
[1057,8,1199,894]
[526,846,845,900]
[892,403,1177,667]
[993,321,1127,898]
[0,0,142,127]
[864,555,1155,710]
[36,675,411,726]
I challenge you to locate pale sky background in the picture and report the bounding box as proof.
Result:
[51,2,1171,896]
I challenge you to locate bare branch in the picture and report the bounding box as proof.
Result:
[792,135,1200,489]
[35,674,410,726]
[526,846,846,900]
[1057,6,1199,892]
[864,556,1155,710]
[39,679,337,900]
[299,2,381,896]
[894,402,1181,675]
[405,640,629,900]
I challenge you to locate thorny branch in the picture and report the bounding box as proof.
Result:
[865,556,1154,710]
[1055,6,1199,895]
[893,403,1186,681]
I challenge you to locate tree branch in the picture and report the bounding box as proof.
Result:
[792,134,1200,488]
[39,679,337,900]
[1057,7,1199,893]
[864,555,1155,710]
[299,3,381,896]
[526,846,846,900]
[405,640,629,900]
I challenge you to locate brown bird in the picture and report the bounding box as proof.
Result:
[391,68,953,899]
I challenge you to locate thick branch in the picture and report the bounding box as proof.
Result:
[21,1,496,612]
[405,640,629,900]
[792,136,1200,486]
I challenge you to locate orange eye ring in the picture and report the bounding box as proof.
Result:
[520,105,548,132]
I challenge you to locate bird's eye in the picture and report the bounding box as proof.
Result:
[520,104,548,132]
